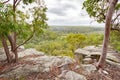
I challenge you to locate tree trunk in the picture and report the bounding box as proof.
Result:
[97,0,118,69]
[12,0,18,63]
[7,34,14,51]
[13,32,18,62]
[1,37,11,63]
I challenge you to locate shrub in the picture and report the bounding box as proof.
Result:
[66,33,86,49]
[110,31,120,51]
[85,33,103,46]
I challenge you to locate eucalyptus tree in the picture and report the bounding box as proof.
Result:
[0,0,47,63]
[83,0,119,69]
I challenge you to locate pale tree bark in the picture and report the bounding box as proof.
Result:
[97,0,118,69]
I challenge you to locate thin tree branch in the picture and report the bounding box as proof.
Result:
[15,0,18,3]
[2,0,10,4]
[14,30,35,51]
[113,13,120,22]
[15,0,22,7]
[111,27,120,32]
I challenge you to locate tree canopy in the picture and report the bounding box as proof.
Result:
[0,0,48,63]
[83,0,120,31]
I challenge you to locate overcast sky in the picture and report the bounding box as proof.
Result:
[8,0,104,27]
[44,0,104,27]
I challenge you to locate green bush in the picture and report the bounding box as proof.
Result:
[85,33,103,46]
[24,43,36,48]
[66,33,86,49]
[110,31,120,51]
[52,49,74,58]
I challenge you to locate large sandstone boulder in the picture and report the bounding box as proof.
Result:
[74,46,120,64]
[0,54,75,79]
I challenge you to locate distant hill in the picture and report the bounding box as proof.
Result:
[49,26,104,33]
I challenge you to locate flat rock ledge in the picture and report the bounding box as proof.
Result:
[74,46,120,64]
[0,48,89,80]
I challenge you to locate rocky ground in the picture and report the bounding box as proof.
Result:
[0,46,120,80]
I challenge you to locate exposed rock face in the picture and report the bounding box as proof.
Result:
[1,46,120,80]
[58,70,87,80]
[0,48,80,79]
[82,64,97,74]
[74,46,120,64]
[0,48,44,61]
[18,48,44,58]
[0,48,6,61]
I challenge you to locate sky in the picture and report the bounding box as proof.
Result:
[44,0,104,27]
[8,0,104,27]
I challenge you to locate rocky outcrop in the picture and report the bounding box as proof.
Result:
[1,48,86,80]
[74,46,120,64]
[18,48,44,58]
[1,46,120,80]
[0,48,44,61]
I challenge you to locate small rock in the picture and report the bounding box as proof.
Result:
[102,70,109,75]
[82,64,97,74]
[83,57,93,64]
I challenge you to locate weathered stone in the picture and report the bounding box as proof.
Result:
[0,48,6,61]
[59,70,87,80]
[83,57,93,64]
[82,64,97,74]
[0,64,43,79]
[0,54,75,79]
[18,48,44,58]
[106,60,120,68]
[74,46,120,64]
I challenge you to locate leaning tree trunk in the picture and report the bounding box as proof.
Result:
[97,0,118,69]
[7,34,14,51]
[1,37,12,63]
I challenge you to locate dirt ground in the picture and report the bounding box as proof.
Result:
[85,63,120,80]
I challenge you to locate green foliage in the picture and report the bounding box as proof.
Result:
[52,49,74,58]
[83,0,107,23]
[110,31,120,51]
[40,30,58,40]
[0,4,15,37]
[34,40,74,58]
[115,3,120,10]
[83,0,120,23]
[0,1,48,47]
[17,5,48,41]
[23,0,35,5]
[25,30,103,58]
[66,33,86,49]
[85,33,103,46]
[24,30,58,44]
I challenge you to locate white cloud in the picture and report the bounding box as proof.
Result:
[44,0,104,26]
[8,0,104,26]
